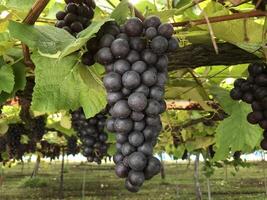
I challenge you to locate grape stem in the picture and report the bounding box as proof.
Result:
[22,0,50,69]
[129,3,145,21]
[172,10,267,27]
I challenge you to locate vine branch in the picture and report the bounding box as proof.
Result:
[128,3,145,21]
[22,0,50,68]
[172,10,267,27]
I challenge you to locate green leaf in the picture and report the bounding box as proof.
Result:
[210,86,262,160]
[0,61,26,104]
[47,121,75,137]
[199,1,264,53]
[60,115,72,130]
[172,145,186,159]
[20,134,30,144]
[108,143,116,155]
[44,2,65,19]
[135,0,156,15]
[79,66,107,118]
[0,32,15,56]
[0,64,14,93]
[8,21,75,55]
[110,0,130,24]
[43,131,67,146]
[214,102,262,160]
[6,0,37,12]
[148,9,177,22]
[210,86,235,114]
[60,19,111,58]
[0,122,8,135]
[172,0,192,9]
[185,136,215,151]
[31,52,107,119]
[107,133,116,143]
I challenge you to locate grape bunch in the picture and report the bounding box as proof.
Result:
[55,0,96,36]
[230,62,267,150]
[0,137,7,162]
[40,141,61,160]
[31,116,46,141]
[71,108,109,164]
[66,136,80,156]
[6,124,26,159]
[96,16,178,192]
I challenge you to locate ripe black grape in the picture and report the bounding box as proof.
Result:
[141,69,157,87]
[134,84,150,96]
[128,170,145,187]
[115,162,129,178]
[156,55,168,71]
[128,92,148,112]
[168,36,179,52]
[133,121,145,131]
[113,152,124,163]
[99,34,115,48]
[121,142,136,156]
[114,118,133,133]
[142,49,158,65]
[143,16,161,28]
[151,36,168,54]
[122,71,141,89]
[81,52,95,66]
[130,111,145,121]
[116,133,128,143]
[114,59,131,75]
[132,61,147,74]
[158,23,174,38]
[126,50,140,63]
[124,17,143,37]
[96,47,114,65]
[128,152,147,171]
[112,100,131,118]
[103,72,122,92]
[129,37,146,52]
[107,92,123,105]
[128,131,144,147]
[125,179,139,192]
[111,38,130,58]
[145,27,157,39]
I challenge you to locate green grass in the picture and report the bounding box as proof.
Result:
[1,161,267,199]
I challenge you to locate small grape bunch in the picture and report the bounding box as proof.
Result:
[55,0,96,36]
[230,62,267,150]
[71,108,109,164]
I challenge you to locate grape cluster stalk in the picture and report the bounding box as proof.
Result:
[55,0,96,36]
[96,16,178,192]
[230,62,267,150]
[71,108,109,164]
